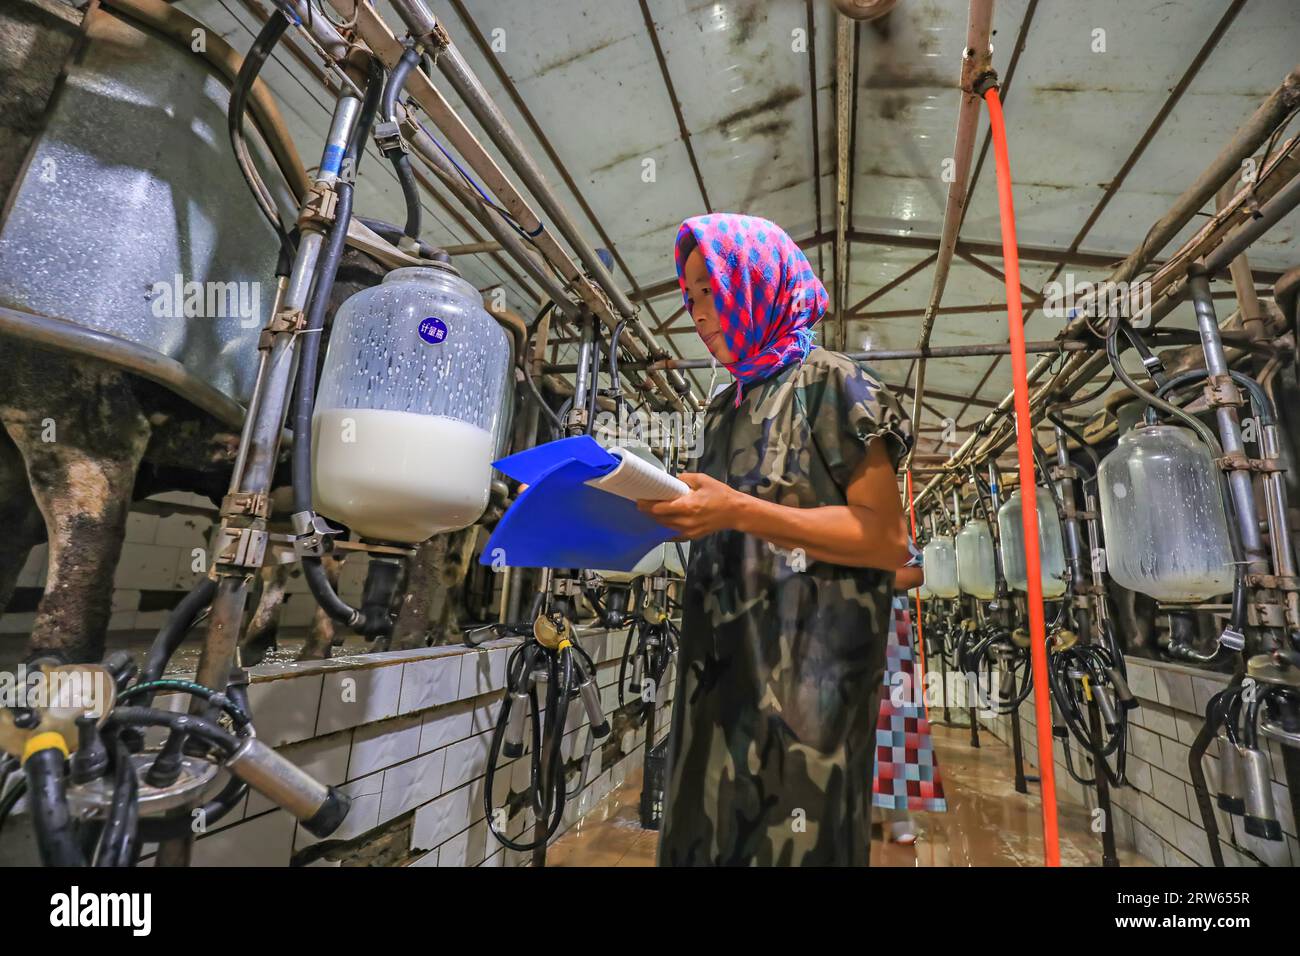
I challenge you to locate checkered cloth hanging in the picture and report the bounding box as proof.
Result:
[872,597,947,812]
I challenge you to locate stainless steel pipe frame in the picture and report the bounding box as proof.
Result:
[541,339,1091,374]
[1186,267,1268,575]
[195,88,362,687]
[1187,267,1300,640]
[921,133,1300,511]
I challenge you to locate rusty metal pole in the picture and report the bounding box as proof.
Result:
[907,0,995,463]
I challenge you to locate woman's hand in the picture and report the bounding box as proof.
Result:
[637,472,745,539]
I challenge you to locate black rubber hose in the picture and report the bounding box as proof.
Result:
[289,72,392,637]
[380,44,423,241]
[354,216,448,261]
[347,57,385,175]
[93,735,139,867]
[228,10,294,259]
[141,576,218,688]
[24,748,86,866]
[105,707,240,757]
[136,777,249,843]
[586,321,602,434]
[1155,368,1276,427]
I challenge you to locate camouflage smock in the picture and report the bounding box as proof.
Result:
[658,348,910,867]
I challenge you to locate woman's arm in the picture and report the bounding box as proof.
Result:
[895,566,924,591]
[638,438,909,571]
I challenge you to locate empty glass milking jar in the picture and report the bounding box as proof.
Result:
[313,265,513,543]
[956,518,997,600]
[1097,424,1234,602]
[922,535,960,599]
[998,487,1068,598]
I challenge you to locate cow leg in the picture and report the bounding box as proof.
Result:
[390,537,442,650]
[298,554,342,661]
[0,430,45,614]
[2,363,150,662]
[240,563,288,667]
[391,527,478,649]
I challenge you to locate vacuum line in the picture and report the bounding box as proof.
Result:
[983,83,1062,867]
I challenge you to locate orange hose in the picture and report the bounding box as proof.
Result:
[905,470,929,706]
[983,86,1061,867]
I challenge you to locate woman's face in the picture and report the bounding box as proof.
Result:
[684,246,736,364]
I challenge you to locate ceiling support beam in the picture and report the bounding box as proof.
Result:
[638,0,712,213]
[447,0,692,368]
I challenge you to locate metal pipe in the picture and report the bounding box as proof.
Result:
[279,0,348,59]
[196,89,361,698]
[542,338,1087,373]
[1189,267,1268,573]
[1259,423,1300,632]
[1216,178,1266,343]
[399,107,579,318]
[571,315,596,435]
[909,0,996,453]
[387,0,439,42]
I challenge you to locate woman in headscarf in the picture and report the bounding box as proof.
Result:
[640,214,912,866]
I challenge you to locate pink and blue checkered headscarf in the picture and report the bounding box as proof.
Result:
[674,214,828,404]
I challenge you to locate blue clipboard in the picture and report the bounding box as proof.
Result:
[480,436,679,571]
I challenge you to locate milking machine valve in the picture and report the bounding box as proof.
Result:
[482,571,611,859]
[0,653,351,866]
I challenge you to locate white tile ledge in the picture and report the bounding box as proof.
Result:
[1123,655,1231,684]
[245,627,628,683]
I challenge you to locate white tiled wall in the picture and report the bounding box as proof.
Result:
[978,656,1298,867]
[2,494,363,634]
[131,627,673,867]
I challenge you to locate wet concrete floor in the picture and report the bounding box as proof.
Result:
[547,723,1152,867]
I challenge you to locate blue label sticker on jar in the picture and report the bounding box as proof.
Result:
[418,317,448,344]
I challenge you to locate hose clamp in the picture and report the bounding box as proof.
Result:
[373,119,409,159]
[298,182,339,231]
[1203,375,1243,409]
[291,511,340,559]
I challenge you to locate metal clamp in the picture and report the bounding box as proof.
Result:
[1247,600,1286,628]
[297,181,339,230]
[373,120,409,158]
[1049,464,1079,481]
[259,307,306,349]
[551,576,582,597]
[220,491,271,520]
[290,511,340,559]
[1203,375,1243,409]
[1215,452,1281,473]
[214,525,268,569]
[1247,572,1300,591]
